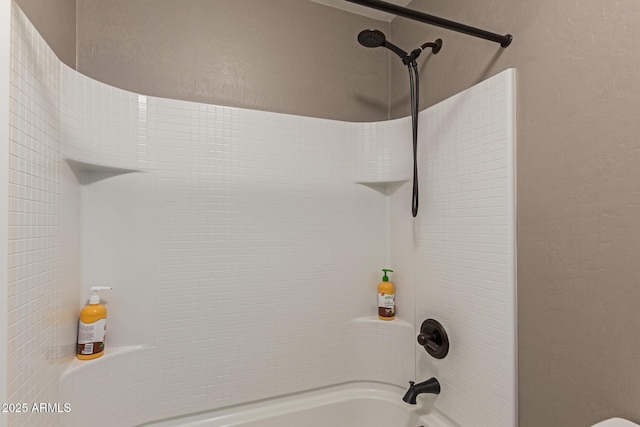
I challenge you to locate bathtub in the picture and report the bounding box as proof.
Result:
[142,382,457,427]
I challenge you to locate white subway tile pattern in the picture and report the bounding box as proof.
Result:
[415,69,516,427]
[8,5,61,427]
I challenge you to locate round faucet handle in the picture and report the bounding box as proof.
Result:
[417,332,432,346]
[417,319,449,359]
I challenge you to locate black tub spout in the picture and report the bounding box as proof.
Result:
[402,378,441,404]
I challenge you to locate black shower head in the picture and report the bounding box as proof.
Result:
[357,29,386,47]
[357,29,407,59]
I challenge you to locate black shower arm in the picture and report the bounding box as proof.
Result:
[383,40,408,60]
[344,0,512,47]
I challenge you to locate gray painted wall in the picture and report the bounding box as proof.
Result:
[390,1,640,426]
[75,0,390,122]
[15,0,76,68]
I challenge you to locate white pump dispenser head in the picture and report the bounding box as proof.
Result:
[89,286,112,304]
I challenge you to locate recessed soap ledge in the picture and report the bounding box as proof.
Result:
[355,180,409,195]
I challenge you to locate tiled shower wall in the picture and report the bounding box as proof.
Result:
[57,68,374,426]
[7,4,515,427]
[7,6,62,427]
[413,70,516,427]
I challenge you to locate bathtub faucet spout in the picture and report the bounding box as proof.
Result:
[402,378,440,404]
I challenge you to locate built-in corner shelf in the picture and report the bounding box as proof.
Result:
[61,345,151,380]
[355,180,409,195]
[349,315,413,329]
[64,158,143,185]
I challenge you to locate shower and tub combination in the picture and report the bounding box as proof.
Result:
[4,1,516,427]
[144,322,448,427]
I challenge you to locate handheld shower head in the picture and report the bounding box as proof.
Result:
[357,29,386,47]
[355,29,442,218]
[357,29,407,59]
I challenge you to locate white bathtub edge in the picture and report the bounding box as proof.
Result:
[139,381,457,427]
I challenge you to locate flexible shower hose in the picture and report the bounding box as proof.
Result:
[408,61,419,218]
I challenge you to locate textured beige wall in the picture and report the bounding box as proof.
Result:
[14,0,76,67]
[76,0,390,122]
[391,1,640,426]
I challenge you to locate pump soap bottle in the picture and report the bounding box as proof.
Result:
[377,269,395,320]
[77,286,112,360]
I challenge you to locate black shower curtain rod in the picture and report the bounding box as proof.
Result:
[344,0,512,47]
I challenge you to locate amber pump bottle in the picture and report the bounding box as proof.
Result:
[77,286,112,360]
[377,269,395,320]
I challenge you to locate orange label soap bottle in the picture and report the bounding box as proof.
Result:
[378,269,395,320]
[77,286,111,360]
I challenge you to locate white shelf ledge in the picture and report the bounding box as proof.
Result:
[355,180,409,195]
[349,315,413,329]
[61,344,151,379]
[64,157,143,184]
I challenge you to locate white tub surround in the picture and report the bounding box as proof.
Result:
[7,5,63,427]
[0,0,11,422]
[6,3,516,426]
[413,69,517,427]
